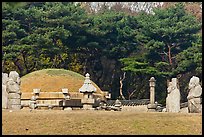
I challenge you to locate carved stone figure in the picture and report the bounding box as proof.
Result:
[2,73,9,109]
[166,78,180,112]
[7,78,20,94]
[187,76,202,113]
[7,71,21,110]
[9,71,21,85]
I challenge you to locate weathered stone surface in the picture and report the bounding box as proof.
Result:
[9,104,21,110]
[8,93,21,99]
[8,98,21,105]
[2,73,9,109]
[29,96,37,109]
[62,88,70,99]
[79,73,97,93]
[187,76,202,113]
[2,73,9,85]
[8,102,21,110]
[6,71,21,110]
[166,78,180,113]
[7,78,20,93]
[81,98,95,104]
[64,107,72,110]
[79,73,96,110]
[9,71,21,84]
[115,99,122,107]
[147,77,157,112]
[2,85,8,109]
[82,104,95,110]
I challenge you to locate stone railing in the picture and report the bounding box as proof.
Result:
[106,99,150,106]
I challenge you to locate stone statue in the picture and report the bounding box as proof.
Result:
[187,76,202,113]
[7,71,21,110]
[2,73,9,109]
[166,78,180,112]
[9,71,21,85]
[7,78,20,93]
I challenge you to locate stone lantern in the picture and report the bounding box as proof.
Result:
[79,73,96,110]
[147,77,157,112]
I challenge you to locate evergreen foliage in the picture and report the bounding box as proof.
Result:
[2,2,202,103]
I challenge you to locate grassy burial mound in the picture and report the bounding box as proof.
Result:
[20,69,104,99]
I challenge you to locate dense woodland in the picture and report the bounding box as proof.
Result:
[2,2,202,104]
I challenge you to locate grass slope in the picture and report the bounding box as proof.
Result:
[20,69,103,94]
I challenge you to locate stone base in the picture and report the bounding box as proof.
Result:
[64,107,72,111]
[83,108,95,110]
[9,104,21,110]
[147,104,157,112]
[82,104,94,110]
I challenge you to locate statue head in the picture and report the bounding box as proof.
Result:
[9,71,20,84]
[189,76,200,90]
[167,81,176,93]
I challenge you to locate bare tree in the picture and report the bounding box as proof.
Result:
[119,72,126,100]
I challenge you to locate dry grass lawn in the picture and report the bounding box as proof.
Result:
[2,109,202,135]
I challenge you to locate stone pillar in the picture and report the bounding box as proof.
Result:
[147,77,157,112]
[62,88,70,100]
[29,95,37,110]
[33,88,40,98]
[7,71,21,110]
[79,73,96,110]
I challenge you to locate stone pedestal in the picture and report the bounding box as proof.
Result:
[81,97,95,110]
[64,107,72,110]
[147,104,157,112]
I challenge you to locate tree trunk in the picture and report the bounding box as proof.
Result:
[168,45,172,65]
[119,72,126,100]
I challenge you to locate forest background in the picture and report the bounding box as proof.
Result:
[2,2,202,105]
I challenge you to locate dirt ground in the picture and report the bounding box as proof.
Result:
[2,109,202,135]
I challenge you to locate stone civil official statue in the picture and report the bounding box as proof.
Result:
[187,76,202,113]
[166,78,180,113]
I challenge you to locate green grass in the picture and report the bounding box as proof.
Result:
[46,69,84,79]
[22,69,84,79]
